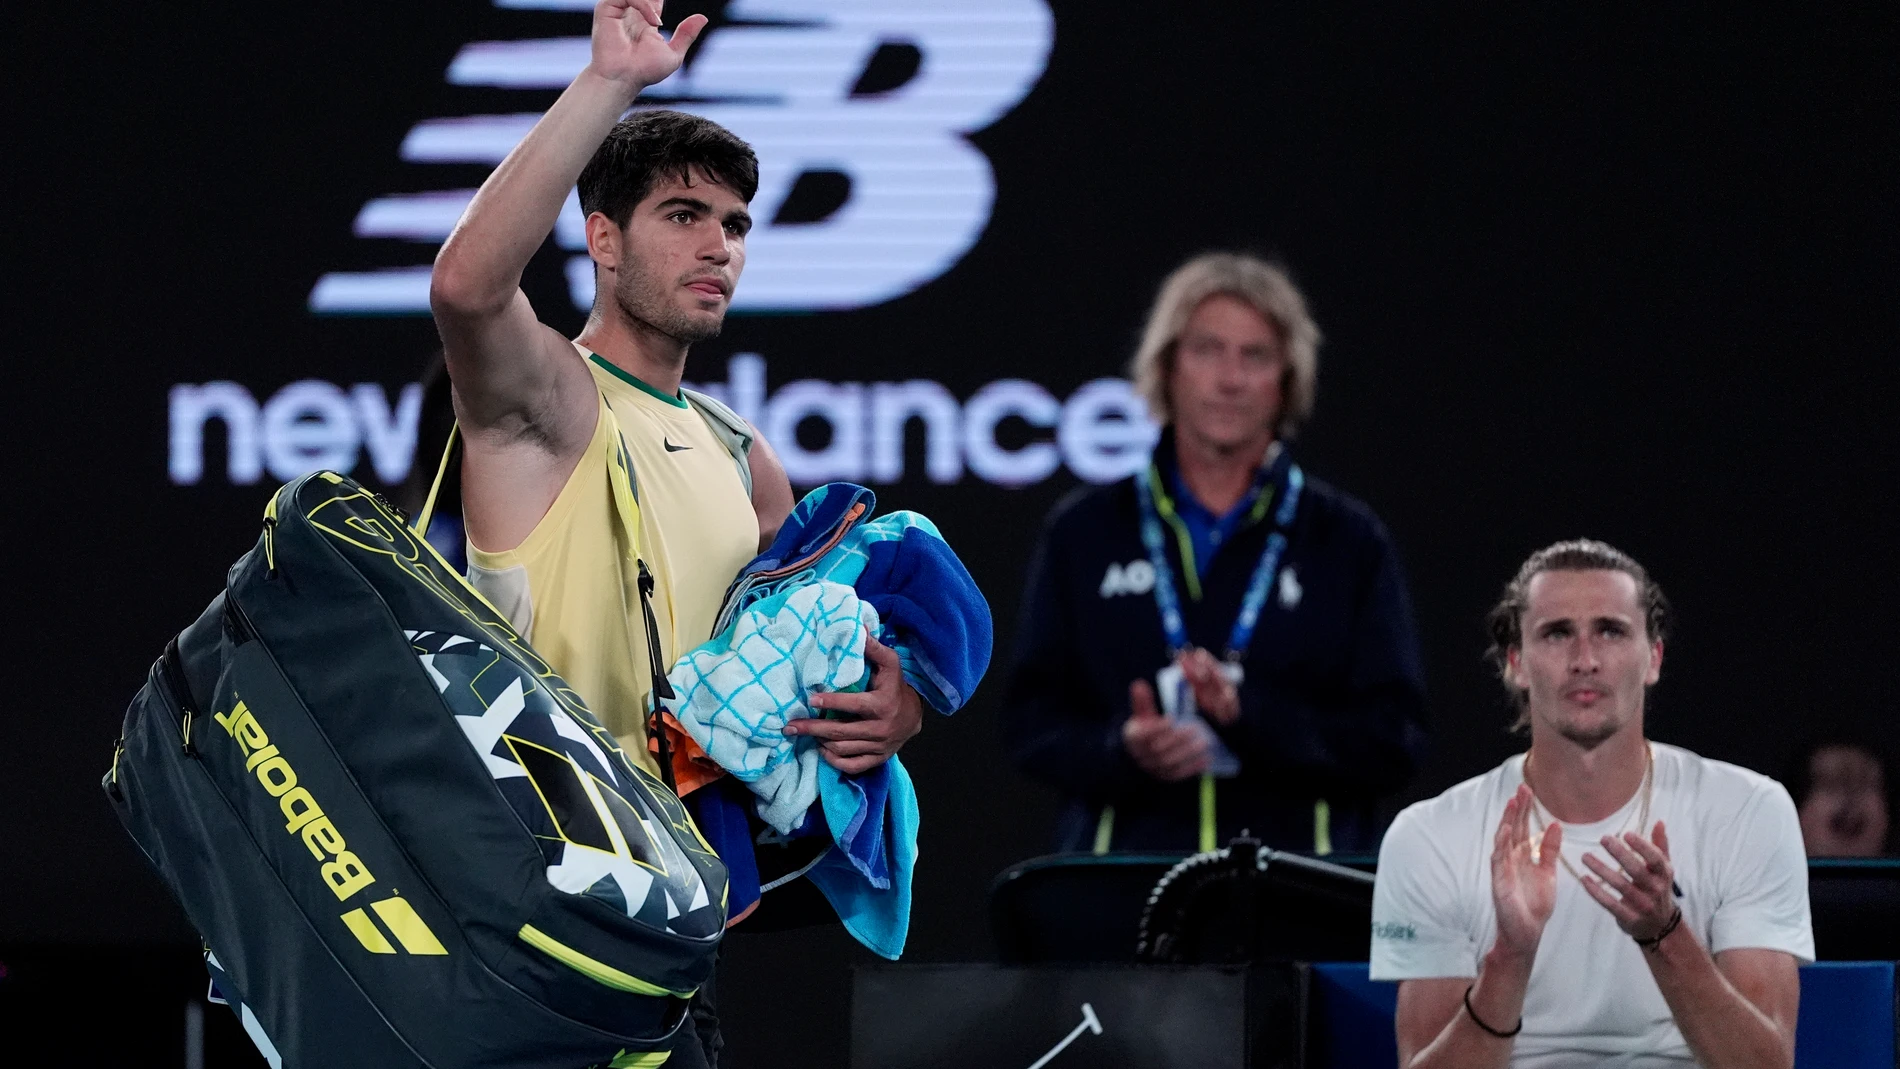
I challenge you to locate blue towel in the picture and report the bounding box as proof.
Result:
[669,483,991,959]
[720,483,991,716]
[807,757,917,958]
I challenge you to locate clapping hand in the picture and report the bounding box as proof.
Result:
[1580,823,1681,944]
[1492,784,1562,957]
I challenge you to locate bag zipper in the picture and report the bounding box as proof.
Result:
[369,490,408,525]
[262,489,281,578]
[160,636,199,757]
[106,737,126,799]
[111,619,218,791]
[222,589,261,652]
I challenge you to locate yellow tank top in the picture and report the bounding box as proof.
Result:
[466,351,757,775]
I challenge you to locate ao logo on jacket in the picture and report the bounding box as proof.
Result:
[1099,561,1156,598]
[1099,560,1305,609]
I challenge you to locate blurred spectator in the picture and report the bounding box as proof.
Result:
[1787,738,1892,857]
[1003,252,1427,856]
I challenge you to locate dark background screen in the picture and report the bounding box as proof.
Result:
[4,2,1895,1064]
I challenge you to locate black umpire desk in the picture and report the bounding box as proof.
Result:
[847,854,1900,1069]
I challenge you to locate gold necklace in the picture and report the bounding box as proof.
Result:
[1523,743,1654,886]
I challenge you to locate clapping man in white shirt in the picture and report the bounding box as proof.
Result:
[1371,540,1811,1069]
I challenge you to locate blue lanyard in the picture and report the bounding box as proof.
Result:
[1134,456,1304,657]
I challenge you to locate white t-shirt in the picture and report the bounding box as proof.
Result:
[1370,742,1813,1069]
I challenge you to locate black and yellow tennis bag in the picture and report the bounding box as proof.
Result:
[103,469,728,1068]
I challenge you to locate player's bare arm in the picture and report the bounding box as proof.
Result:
[430,0,707,551]
[1398,785,1559,1069]
[1581,823,1799,1069]
[748,427,794,550]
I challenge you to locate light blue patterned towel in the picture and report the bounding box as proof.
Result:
[667,580,879,833]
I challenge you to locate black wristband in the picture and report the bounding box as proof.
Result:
[1635,906,1684,952]
[1463,985,1523,1038]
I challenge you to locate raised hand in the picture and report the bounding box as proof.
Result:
[1580,822,1682,943]
[1491,784,1562,957]
[588,0,709,91]
[1123,679,1212,782]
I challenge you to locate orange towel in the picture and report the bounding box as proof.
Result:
[650,708,726,798]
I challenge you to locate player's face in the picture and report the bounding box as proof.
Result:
[607,167,752,343]
[1508,569,1662,750]
[1168,294,1286,452]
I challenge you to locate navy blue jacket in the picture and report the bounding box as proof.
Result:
[1003,440,1428,855]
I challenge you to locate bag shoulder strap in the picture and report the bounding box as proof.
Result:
[413,422,459,539]
[599,398,681,790]
[681,388,755,498]
[599,397,644,559]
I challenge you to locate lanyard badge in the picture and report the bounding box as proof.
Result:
[1134,456,1304,778]
[1155,660,1246,777]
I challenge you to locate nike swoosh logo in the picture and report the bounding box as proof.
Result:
[664,438,692,452]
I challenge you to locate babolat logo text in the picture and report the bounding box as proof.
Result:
[214,699,375,901]
[214,699,449,955]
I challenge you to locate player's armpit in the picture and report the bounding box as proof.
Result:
[449,326,601,555]
[435,291,595,447]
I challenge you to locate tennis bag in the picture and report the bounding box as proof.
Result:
[103,470,728,1068]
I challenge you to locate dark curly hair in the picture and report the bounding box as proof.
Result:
[1484,539,1670,730]
[576,109,759,228]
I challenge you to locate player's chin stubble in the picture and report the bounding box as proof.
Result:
[1549,704,1624,751]
[615,267,724,345]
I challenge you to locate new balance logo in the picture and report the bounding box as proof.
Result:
[165,354,1158,489]
[308,0,1055,316]
[1099,560,1156,598]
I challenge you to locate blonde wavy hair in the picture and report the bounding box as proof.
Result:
[1129,252,1321,438]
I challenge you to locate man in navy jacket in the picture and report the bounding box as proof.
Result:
[1004,253,1428,856]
